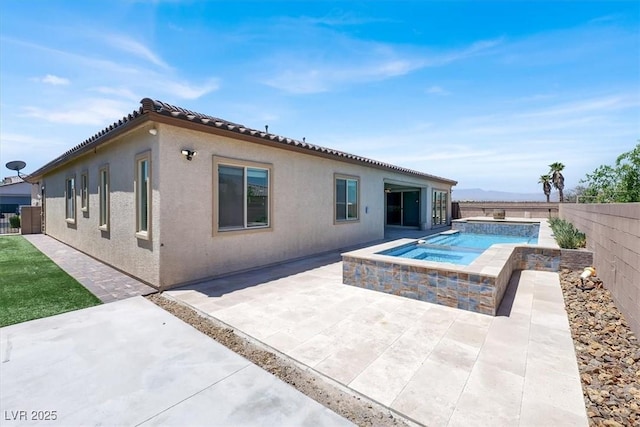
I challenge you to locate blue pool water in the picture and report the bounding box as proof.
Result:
[382,244,483,265]
[425,232,537,249]
[379,232,538,265]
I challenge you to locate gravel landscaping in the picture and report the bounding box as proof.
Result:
[560,269,640,427]
[148,268,639,426]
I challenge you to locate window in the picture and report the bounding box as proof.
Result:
[215,157,270,232]
[65,176,76,223]
[335,176,359,222]
[80,172,88,212]
[98,165,109,230]
[432,190,448,226]
[135,153,151,239]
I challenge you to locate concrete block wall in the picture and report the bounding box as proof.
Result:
[455,202,558,219]
[560,203,640,338]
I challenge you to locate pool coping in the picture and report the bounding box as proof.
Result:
[341,218,560,315]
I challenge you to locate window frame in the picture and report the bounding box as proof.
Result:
[334,174,360,223]
[135,151,152,240]
[98,164,110,231]
[432,189,449,227]
[213,156,273,236]
[80,171,89,213]
[64,174,76,224]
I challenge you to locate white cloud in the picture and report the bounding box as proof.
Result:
[6,36,219,101]
[516,95,639,118]
[4,36,142,75]
[91,86,140,102]
[20,98,132,126]
[102,34,170,70]
[158,78,219,99]
[426,86,450,96]
[262,37,502,94]
[35,74,70,85]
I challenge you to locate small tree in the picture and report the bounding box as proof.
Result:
[580,143,640,203]
[538,175,552,202]
[564,185,587,203]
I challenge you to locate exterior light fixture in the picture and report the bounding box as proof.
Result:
[181,149,197,161]
[148,128,158,135]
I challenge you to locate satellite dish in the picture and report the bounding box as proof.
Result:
[6,160,27,179]
[6,160,26,172]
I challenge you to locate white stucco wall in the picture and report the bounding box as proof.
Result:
[41,126,162,285]
[155,124,452,288]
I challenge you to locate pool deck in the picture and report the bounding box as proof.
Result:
[166,227,588,426]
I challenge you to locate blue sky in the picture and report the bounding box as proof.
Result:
[1,1,638,194]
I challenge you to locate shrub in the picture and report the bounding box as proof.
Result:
[549,218,586,249]
[9,215,20,229]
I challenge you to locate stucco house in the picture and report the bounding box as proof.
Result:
[0,177,33,214]
[29,98,456,290]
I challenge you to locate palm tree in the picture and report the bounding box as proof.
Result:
[539,174,552,202]
[549,162,565,202]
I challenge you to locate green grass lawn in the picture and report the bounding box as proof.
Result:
[0,235,101,327]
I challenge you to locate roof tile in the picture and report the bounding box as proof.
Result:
[29,98,456,185]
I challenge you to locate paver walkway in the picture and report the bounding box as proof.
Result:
[167,257,589,426]
[23,234,156,302]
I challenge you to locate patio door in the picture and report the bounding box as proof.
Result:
[402,191,420,227]
[386,190,420,227]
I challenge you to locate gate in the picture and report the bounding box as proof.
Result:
[0,212,21,234]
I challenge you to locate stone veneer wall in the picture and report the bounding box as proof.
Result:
[342,256,501,315]
[515,247,561,271]
[343,246,561,316]
[560,249,594,270]
[559,203,640,338]
[452,221,539,237]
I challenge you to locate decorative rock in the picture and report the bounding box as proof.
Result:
[559,269,640,426]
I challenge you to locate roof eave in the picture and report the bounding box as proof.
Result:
[28,114,150,181]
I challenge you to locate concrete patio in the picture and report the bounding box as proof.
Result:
[166,252,589,426]
[0,296,353,426]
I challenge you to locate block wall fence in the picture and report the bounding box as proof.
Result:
[454,202,559,219]
[560,203,640,338]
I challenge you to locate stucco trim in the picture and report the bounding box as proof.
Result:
[334,173,361,225]
[134,151,152,241]
[212,155,273,237]
[98,164,110,232]
[64,173,77,225]
[80,170,89,213]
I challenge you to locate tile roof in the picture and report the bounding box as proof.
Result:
[30,98,457,185]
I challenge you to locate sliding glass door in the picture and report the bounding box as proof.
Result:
[386,190,420,227]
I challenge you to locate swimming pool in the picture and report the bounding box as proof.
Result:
[380,244,482,265]
[378,231,538,266]
[342,219,558,315]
